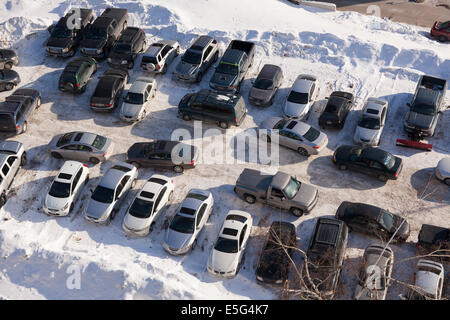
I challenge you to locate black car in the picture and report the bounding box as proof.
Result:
[107,27,146,69]
[126,140,199,173]
[0,69,21,92]
[333,145,403,182]
[417,224,450,261]
[90,68,127,112]
[46,8,94,58]
[335,201,410,242]
[248,64,283,107]
[303,217,348,299]
[255,221,297,287]
[0,49,19,69]
[58,57,97,93]
[0,88,41,135]
[319,91,354,129]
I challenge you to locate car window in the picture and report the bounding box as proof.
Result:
[1,163,10,176]
[196,203,207,227]
[153,186,167,212]
[72,168,82,192]
[239,225,247,249]
[62,144,80,151]
[6,156,16,166]
[369,160,384,170]
[271,187,284,199]
[160,45,171,57]
[79,145,93,152]
[203,46,213,60]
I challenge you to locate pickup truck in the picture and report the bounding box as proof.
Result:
[404,75,448,137]
[46,8,94,57]
[80,8,128,59]
[234,168,318,217]
[209,40,255,93]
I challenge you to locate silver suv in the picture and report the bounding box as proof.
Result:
[0,141,26,208]
[141,40,180,74]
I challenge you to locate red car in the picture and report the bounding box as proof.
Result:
[430,20,450,42]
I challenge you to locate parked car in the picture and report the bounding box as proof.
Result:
[162,189,213,255]
[353,98,388,146]
[333,145,403,182]
[119,77,156,122]
[282,74,319,120]
[318,91,354,129]
[354,243,394,300]
[234,168,319,217]
[0,88,41,135]
[84,162,138,224]
[303,217,348,299]
[404,75,448,137]
[209,40,256,93]
[256,221,297,287]
[430,20,450,42]
[173,35,219,83]
[140,40,180,74]
[0,49,19,69]
[259,117,328,156]
[435,157,450,186]
[207,210,253,278]
[122,174,175,236]
[58,57,97,93]
[248,64,283,107]
[43,161,89,216]
[90,68,127,112]
[407,259,444,300]
[0,69,20,92]
[46,8,94,57]
[178,89,247,129]
[80,8,128,59]
[48,131,114,164]
[417,224,450,261]
[0,141,26,208]
[126,140,199,173]
[107,27,146,69]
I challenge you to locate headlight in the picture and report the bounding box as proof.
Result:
[121,60,128,64]
[62,47,69,53]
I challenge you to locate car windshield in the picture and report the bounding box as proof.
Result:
[92,135,107,150]
[410,103,435,116]
[287,91,308,104]
[379,211,394,230]
[124,92,144,105]
[358,116,381,130]
[383,153,396,169]
[113,43,131,54]
[254,78,273,90]
[48,181,71,198]
[273,119,287,130]
[128,198,154,218]
[170,215,195,234]
[51,27,72,39]
[214,237,238,253]
[181,49,201,64]
[85,28,106,40]
[283,177,301,199]
[216,62,238,75]
[303,127,321,142]
[91,185,114,203]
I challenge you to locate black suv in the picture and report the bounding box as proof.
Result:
[46,8,94,58]
[319,91,354,129]
[107,27,146,69]
[58,57,97,93]
[303,217,348,299]
[0,88,41,135]
[0,49,19,69]
[90,68,128,112]
[417,224,449,261]
[256,221,297,287]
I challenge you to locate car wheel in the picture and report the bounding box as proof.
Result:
[191,239,197,251]
[5,83,14,91]
[4,62,13,69]
[378,175,388,182]
[162,64,168,74]
[20,152,27,166]
[173,165,184,173]
[444,178,450,186]
[21,121,28,134]
[219,121,229,129]
[36,97,42,108]
[80,84,87,93]
[0,193,7,208]
[290,207,304,217]
[89,157,100,164]
[51,152,63,159]
[297,147,309,157]
[244,194,256,204]
[338,164,347,170]
[438,35,447,42]
[69,203,74,213]
[131,161,141,169]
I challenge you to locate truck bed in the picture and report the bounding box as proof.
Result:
[228,40,255,56]
[418,224,449,245]
[236,168,272,191]
[418,75,447,91]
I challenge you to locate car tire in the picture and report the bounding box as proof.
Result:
[182,114,191,121]
[290,207,304,217]
[438,35,447,42]
[36,97,41,108]
[173,165,184,173]
[244,194,256,204]
[21,121,28,134]
[131,161,141,169]
[0,193,7,208]
[162,64,168,74]
[20,152,27,166]
[4,62,13,69]
[89,157,100,164]
[80,84,87,93]
[69,203,74,213]
[338,164,347,170]
[51,152,63,159]
[444,178,450,186]
[378,175,388,182]
[219,121,229,129]
[5,83,14,91]
[297,147,309,157]
[111,209,117,220]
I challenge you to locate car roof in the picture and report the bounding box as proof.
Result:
[190,35,213,50]
[129,78,153,93]
[360,147,391,162]
[55,161,83,182]
[340,201,383,220]
[292,76,314,92]
[363,101,384,116]
[314,218,343,246]
[145,43,164,56]
[139,180,164,199]
[0,100,21,113]
[179,189,210,212]
[271,171,291,190]
[257,64,281,80]
[0,154,9,167]
[100,163,132,189]
[221,49,244,63]
[284,120,310,136]
[117,27,141,43]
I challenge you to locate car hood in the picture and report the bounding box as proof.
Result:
[355,126,379,143]
[85,199,112,220]
[121,103,142,118]
[45,195,69,211]
[81,38,106,50]
[416,271,440,296]
[175,61,198,75]
[123,213,150,231]
[164,229,193,250]
[405,111,434,129]
[283,101,308,118]
[210,72,238,88]
[0,49,17,59]
[209,250,239,273]
[46,37,72,48]
[437,158,450,176]
[249,87,272,102]
[292,183,317,206]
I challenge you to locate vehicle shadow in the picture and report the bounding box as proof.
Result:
[410,167,450,203]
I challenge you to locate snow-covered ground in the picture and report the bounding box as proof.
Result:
[0,0,449,300]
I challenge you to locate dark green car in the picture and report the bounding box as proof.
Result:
[58,57,97,93]
[333,145,403,181]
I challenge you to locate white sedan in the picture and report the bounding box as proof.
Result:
[207,210,252,278]
[120,77,156,122]
[282,74,319,120]
[353,98,388,146]
[122,174,175,236]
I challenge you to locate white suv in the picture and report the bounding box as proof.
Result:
[0,141,27,208]
[43,161,89,216]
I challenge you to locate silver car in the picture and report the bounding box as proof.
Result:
[84,162,138,224]
[120,77,156,122]
[48,131,114,164]
[0,140,26,208]
[141,40,180,74]
[353,98,388,146]
[259,117,328,156]
[435,157,450,186]
[407,259,444,300]
[282,74,319,120]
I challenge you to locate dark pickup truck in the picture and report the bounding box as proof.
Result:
[404,75,448,138]
[234,168,318,217]
[209,40,255,93]
[80,8,128,59]
[46,8,94,58]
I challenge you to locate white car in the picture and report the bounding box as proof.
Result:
[353,98,388,146]
[140,40,180,74]
[162,189,213,255]
[408,259,444,300]
[207,210,252,278]
[43,161,89,216]
[282,74,319,120]
[435,157,450,186]
[120,77,156,122]
[84,162,138,224]
[122,174,175,236]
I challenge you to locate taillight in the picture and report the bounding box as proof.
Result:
[76,83,80,88]
[103,152,107,158]
[156,65,161,70]
[171,180,173,184]
[313,146,320,149]
[234,117,237,124]
[90,103,94,107]
[394,172,398,178]
[190,160,195,166]
[83,164,87,167]
[105,104,112,107]
[16,125,20,130]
